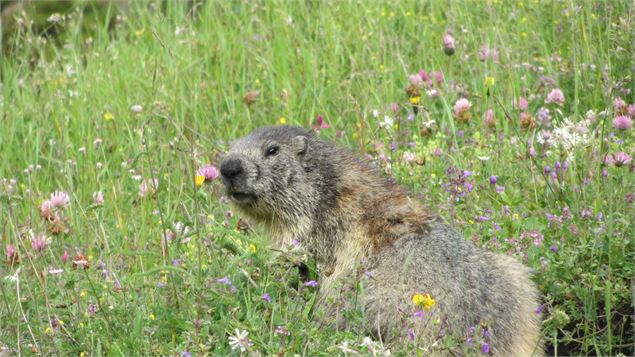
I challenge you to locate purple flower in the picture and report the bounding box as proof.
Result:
[408,329,415,341]
[482,342,490,354]
[537,107,551,127]
[535,304,545,314]
[467,337,474,346]
[495,185,505,193]
[275,325,290,336]
[197,165,219,181]
[413,310,425,318]
[580,208,593,219]
[544,165,551,174]
[613,115,632,130]
[172,259,182,267]
[443,32,456,55]
[216,277,232,285]
[87,303,98,315]
[604,152,633,167]
[545,88,565,106]
[613,97,627,113]
[262,293,271,303]
[181,352,191,357]
[304,280,318,287]
[550,245,558,253]
[313,115,330,130]
[49,191,70,208]
[489,176,497,185]
[30,234,50,252]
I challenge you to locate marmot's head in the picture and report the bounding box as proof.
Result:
[220,126,324,223]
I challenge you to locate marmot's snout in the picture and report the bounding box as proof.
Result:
[220,156,257,204]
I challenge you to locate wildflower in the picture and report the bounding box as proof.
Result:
[30,233,50,252]
[279,117,287,125]
[93,191,104,205]
[443,32,456,55]
[495,185,505,193]
[61,250,69,263]
[261,293,271,302]
[390,103,399,113]
[408,74,424,87]
[628,104,635,117]
[87,303,98,316]
[484,76,495,87]
[522,231,544,246]
[72,254,90,269]
[604,152,632,167]
[6,245,18,264]
[514,97,528,111]
[537,108,551,127]
[216,277,232,285]
[181,352,191,357]
[139,178,158,197]
[613,115,632,130]
[545,88,565,106]
[484,109,496,127]
[479,46,499,62]
[453,98,472,122]
[412,293,436,311]
[103,112,114,121]
[379,115,394,128]
[482,342,490,354]
[409,96,421,105]
[313,115,330,130]
[228,329,253,352]
[93,138,103,149]
[50,191,70,208]
[535,304,545,314]
[613,97,627,114]
[39,200,55,220]
[196,165,219,187]
[305,280,318,287]
[408,329,415,341]
[274,325,290,336]
[489,176,497,185]
[130,105,143,113]
[550,245,558,253]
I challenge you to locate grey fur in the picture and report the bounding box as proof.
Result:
[220,126,542,356]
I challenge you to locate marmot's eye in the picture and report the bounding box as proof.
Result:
[265,145,279,157]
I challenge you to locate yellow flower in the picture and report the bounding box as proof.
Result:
[412,293,436,311]
[249,244,257,253]
[279,117,287,125]
[409,96,421,105]
[149,314,155,321]
[195,175,205,187]
[485,76,495,87]
[134,28,145,36]
[80,291,87,299]
[103,112,114,121]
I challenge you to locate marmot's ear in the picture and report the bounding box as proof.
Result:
[291,135,308,156]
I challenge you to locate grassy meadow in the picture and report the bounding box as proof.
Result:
[1,1,634,355]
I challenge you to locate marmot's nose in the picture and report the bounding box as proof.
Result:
[220,158,244,180]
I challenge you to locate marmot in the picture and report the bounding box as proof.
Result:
[220,126,542,356]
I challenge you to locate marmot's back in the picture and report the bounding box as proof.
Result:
[220,126,542,356]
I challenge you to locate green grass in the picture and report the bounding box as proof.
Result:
[1,0,633,355]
